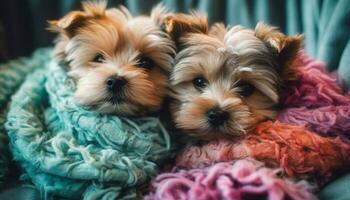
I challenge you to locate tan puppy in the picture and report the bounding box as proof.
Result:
[49,1,175,116]
[165,13,302,139]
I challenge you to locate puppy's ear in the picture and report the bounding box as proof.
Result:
[255,22,303,80]
[48,1,107,38]
[163,12,208,44]
[48,11,87,38]
[209,23,226,41]
[151,4,171,27]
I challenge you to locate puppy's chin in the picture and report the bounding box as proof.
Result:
[74,88,158,116]
[74,90,160,116]
[74,89,137,116]
[75,97,143,116]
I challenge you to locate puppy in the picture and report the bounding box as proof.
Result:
[164,13,302,139]
[49,1,175,116]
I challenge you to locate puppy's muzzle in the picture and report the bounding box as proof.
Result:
[106,75,127,92]
[206,107,229,127]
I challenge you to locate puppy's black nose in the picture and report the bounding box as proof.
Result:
[106,76,127,92]
[206,108,229,127]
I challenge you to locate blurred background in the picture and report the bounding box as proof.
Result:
[0,0,350,85]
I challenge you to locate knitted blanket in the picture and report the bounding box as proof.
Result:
[0,49,51,186]
[2,49,350,200]
[176,121,350,182]
[277,53,350,137]
[146,52,350,200]
[146,159,318,200]
[2,49,173,199]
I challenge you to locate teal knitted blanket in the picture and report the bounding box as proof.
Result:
[2,49,173,199]
[0,49,51,186]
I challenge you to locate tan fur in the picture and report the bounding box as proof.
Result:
[164,12,208,45]
[166,14,302,139]
[209,23,226,41]
[49,1,175,115]
[255,22,303,80]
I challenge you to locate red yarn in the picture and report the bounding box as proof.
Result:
[176,121,350,182]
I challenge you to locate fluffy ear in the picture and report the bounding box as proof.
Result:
[48,1,107,37]
[209,23,227,41]
[151,4,171,27]
[255,22,303,80]
[163,12,208,44]
[48,11,87,37]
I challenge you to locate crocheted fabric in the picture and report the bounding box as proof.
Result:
[277,52,350,137]
[0,49,51,185]
[176,121,350,182]
[4,53,173,199]
[145,159,317,200]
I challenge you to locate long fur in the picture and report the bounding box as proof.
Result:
[49,1,175,115]
[166,14,302,138]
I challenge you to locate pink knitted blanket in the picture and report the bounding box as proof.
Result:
[277,52,350,137]
[146,159,317,200]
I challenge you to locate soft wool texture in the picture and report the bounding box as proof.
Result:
[277,106,350,137]
[5,55,173,199]
[145,159,317,200]
[176,121,350,182]
[277,52,350,137]
[0,49,51,185]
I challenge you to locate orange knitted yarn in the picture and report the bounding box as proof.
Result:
[176,121,350,181]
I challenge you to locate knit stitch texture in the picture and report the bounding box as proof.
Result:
[5,54,173,199]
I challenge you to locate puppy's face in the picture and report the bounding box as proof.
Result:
[49,2,175,115]
[166,14,302,139]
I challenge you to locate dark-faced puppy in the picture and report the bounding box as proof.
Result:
[49,1,175,116]
[165,13,302,139]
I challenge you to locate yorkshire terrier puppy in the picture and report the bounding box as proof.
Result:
[49,1,175,116]
[164,13,302,139]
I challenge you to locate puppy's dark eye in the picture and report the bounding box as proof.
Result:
[193,77,208,91]
[93,54,105,63]
[236,82,255,97]
[137,57,155,70]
